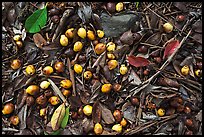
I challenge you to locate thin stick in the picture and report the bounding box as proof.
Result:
[67,58,76,96]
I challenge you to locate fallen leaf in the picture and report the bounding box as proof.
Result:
[51,103,66,131]
[100,103,115,124]
[61,106,70,129]
[127,55,150,67]
[33,33,47,49]
[92,101,101,124]
[163,40,180,59]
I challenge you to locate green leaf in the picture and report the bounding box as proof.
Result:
[25,7,47,33]
[61,106,70,129]
[136,2,139,9]
[51,103,66,131]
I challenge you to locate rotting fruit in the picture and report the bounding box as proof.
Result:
[40,81,50,89]
[49,96,60,106]
[112,124,122,133]
[87,30,96,40]
[60,79,72,89]
[97,30,104,38]
[108,60,118,70]
[83,105,93,116]
[95,43,106,55]
[2,103,14,115]
[74,64,83,74]
[157,108,165,116]
[107,42,116,52]
[163,22,173,33]
[101,83,112,93]
[83,71,93,80]
[77,27,86,39]
[11,59,21,70]
[181,65,190,76]
[73,41,83,52]
[36,95,47,105]
[120,64,128,75]
[113,110,122,122]
[9,115,20,126]
[26,85,40,95]
[54,61,65,73]
[60,35,69,46]
[43,66,54,75]
[25,65,36,75]
[94,123,103,135]
[116,2,124,12]
[65,28,74,38]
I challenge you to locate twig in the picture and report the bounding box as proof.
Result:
[67,58,76,96]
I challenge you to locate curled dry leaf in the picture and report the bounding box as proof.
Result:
[33,33,47,49]
[92,100,101,124]
[51,103,66,131]
[127,55,150,67]
[163,40,180,60]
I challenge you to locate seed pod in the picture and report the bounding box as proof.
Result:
[36,94,47,105]
[65,28,74,39]
[163,22,173,33]
[112,83,122,92]
[185,119,193,127]
[94,123,103,135]
[157,108,165,116]
[87,30,96,40]
[108,60,118,70]
[120,64,128,75]
[43,66,54,75]
[26,85,40,96]
[112,124,122,133]
[107,42,116,52]
[26,96,35,107]
[83,105,93,116]
[77,27,86,39]
[101,83,112,93]
[11,59,21,70]
[95,43,106,55]
[106,2,116,13]
[73,41,83,52]
[2,103,14,115]
[113,110,122,122]
[60,35,68,46]
[120,118,127,127]
[25,65,36,75]
[40,81,50,89]
[49,8,60,16]
[54,61,65,73]
[116,2,124,12]
[130,97,139,106]
[9,115,20,125]
[51,15,60,23]
[60,79,72,89]
[74,64,83,74]
[97,30,104,38]
[83,71,93,80]
[49,96,60,106]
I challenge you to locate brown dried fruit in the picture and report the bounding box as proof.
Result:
[11,59,21,70]
[9,115,20,125]
[112,83,122,92]
[36,95,47,106]
[106,2,116,13]
[54,61,65,73]
[2,103,14,115]
[26,96,35,107]
[113,110,122,122]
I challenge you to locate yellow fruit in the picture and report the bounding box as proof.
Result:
[107,53,116,60]
[40,108,47,117]
[49,96,60,105]
[73,41,83,52]
[87,30,96,40]
[120,64,128,75]
[26,85,40,95]
[108,60,118,70]
[60,35,69,46]
[43,66,54,75]
[11,59,21,70]
[65,28,74,38]
[13,35,22,41]
[181,65,190,76]
[195,69,202,77]
[60,79,72,89]
[163,22,173,33]
[116,2,124,12]
[74,64,83,74]
[120,118,127,127]
[2,103,14,115]
[97,30,105,38]
[83,71,93,80]
[62,89,72,97]
[157,108,165,116]
[95,43,106,55]
[101,83,112,93]
[112,124,122,133]
[83,105,93,116]
[107,42,116,52]
[77,27,86,39]
[94,123,103,135]
[25,65,36,75]
[40,81,50,89]
[9,115,20,125]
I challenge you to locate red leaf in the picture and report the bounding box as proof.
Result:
[163,40,180,59]
[127,55,150,67]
